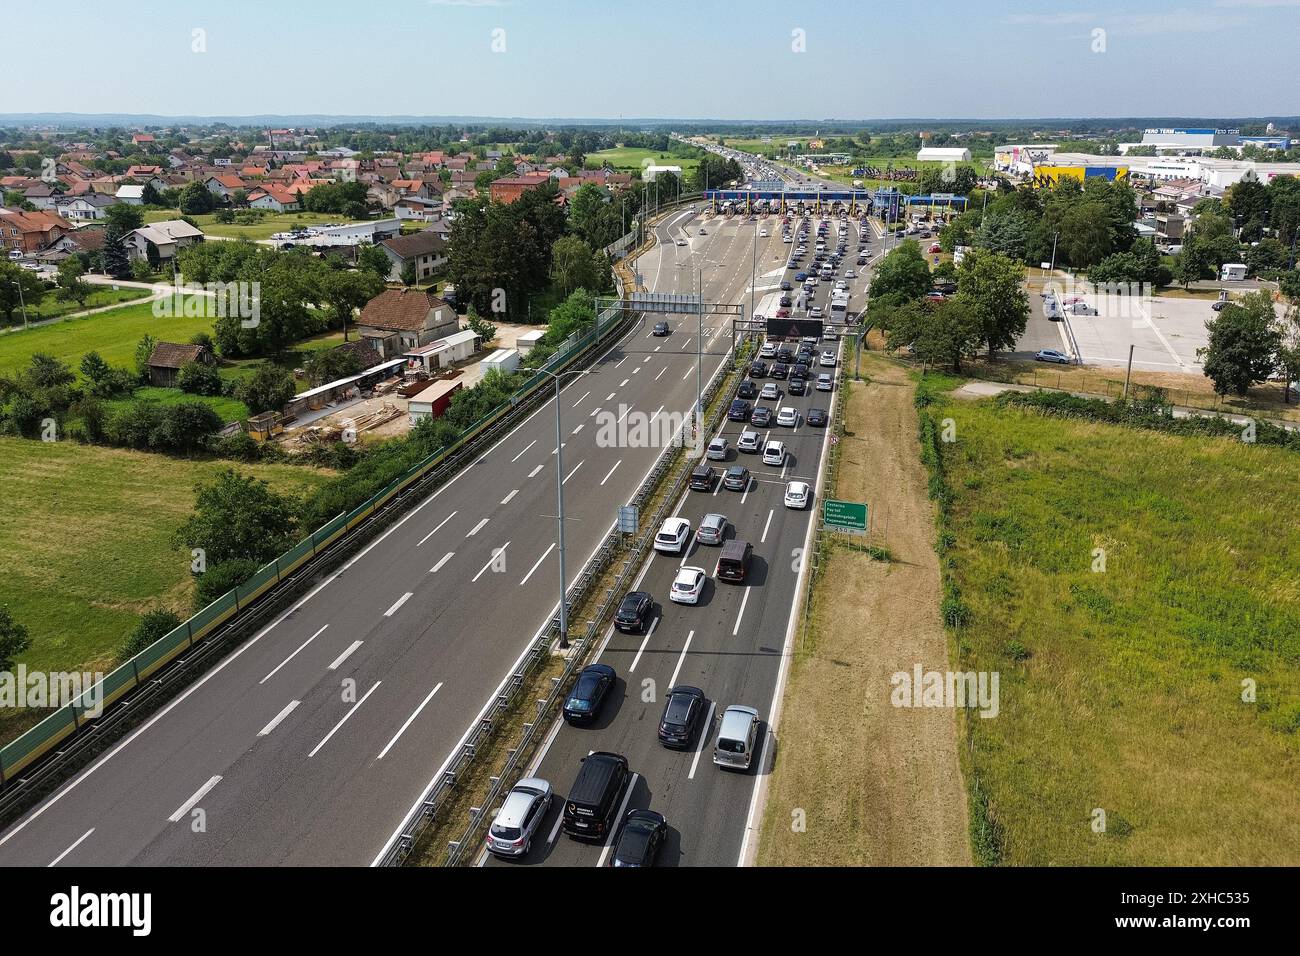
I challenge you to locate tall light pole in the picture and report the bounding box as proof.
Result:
[537,367,590,650]
[1049,231,1060,274]
[10,279,29,329]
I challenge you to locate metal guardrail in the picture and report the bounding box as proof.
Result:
[379,334,740,867]
[0,301,637,816]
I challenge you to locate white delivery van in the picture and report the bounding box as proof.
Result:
[1220,263,1247,281]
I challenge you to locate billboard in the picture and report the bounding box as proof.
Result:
[1030,165,1128,188]
[766,317,824,340]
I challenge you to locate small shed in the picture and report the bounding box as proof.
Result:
[147,342,215,388]
[407,379,463,424]
[480,348,520,375]
[515,329,545,353]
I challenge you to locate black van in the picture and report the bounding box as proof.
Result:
[715,539,753,583]
[562,751,630,841]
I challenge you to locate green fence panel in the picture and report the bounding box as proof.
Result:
[279,536,315,574]
[1,706,77,775]
[82,663,138,713]
[133,623,193,679]
[189,590,237,641]
[235,561,280,605]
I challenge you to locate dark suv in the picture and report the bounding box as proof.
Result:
[736,379,758,400]
[614,591,653,633]
[727,399,752,422]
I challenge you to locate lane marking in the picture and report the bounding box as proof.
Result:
[589,406,601,417]
[384,592,413,617]
[169,775,222,822]
[500,489,518,505]
[571,390,590,408]
[614,357,628,369]
[667,629,695,690]
[571,423,584,435]
[648,405,665,425]
[688,702,716,780]
[732,587,751,636]
[309,681,381,758]
[595,772,640,867]
[429,551,455,574]
[683,367,693,380]
[258,700,300,737]
[416,511,458,547]
[760,509,774,543]
[472,543,511,583]
[466,517,489,537]
[48,828,94,867]
[328,640,363,671]
[605,392,615,401]
[619,378,629,388]
[510,440,536,463]
[600,460,622,486]
[527,464,544,478]
[563,461,584,485]
[520,542,556,587]
[260,624,329,685]
[628,616,659,672]
[655,366,666,381]
[377,682,444,760]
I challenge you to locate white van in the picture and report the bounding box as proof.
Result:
[714,705,761,770]
[1220,263,1247,281]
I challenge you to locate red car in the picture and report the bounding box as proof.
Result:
[928,243,942,254]
[776,307,791,318]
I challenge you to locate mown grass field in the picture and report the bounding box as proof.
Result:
[934,385,1300,864]
[143,208,357,240]
[584,147,700,177]
[1,286,151,329]
[0,300,214,377]
[0,436,335,680]
[104,386,249,423]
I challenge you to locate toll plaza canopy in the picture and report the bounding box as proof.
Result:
[704,187,873,212]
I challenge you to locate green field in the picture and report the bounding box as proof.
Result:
[584,147,700,178]
[143,208,359,240]
[931,385,1300,864]
[1,286,151,329]
[0,300,216,377]
[0,436,334,680]
[105,386,249,424]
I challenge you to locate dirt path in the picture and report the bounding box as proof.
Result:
[757,354,971,866]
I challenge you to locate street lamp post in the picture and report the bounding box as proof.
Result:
[537,367,590,650]
[10,279,29,329]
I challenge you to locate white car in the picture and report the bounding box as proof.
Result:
[706,436,729,461]
[670,566,707,605]
[776,406,798,427]
[759,343,778,358]
[654,517,692,554]
[759,229,768,238]
[820,351,836,368]
[784,481,811,510]
[736,429,761,453]
[782,235,792,243]
[762,440,786,466]
[845,269,857,278]
[676,238,687,246]
[759,382,780,401]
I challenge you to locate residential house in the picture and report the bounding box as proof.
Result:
[0,209,74,254]
[392,196,442,222]
[379,230,449,283]
[22,183,63,210]
[247,184,301,212]
[56,193,117,222]
[116,184,146,205]
[489,173,551,204]
[355,288,459,359]
[122,219,205,263]
[204,174,248,200]
[146,342,216,388]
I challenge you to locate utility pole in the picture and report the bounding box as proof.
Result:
[1122,343,1135,400]
[696,268,703,427]
[1049,231,1060,274]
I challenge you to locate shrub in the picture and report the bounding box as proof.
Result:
[194,558,261,608]
[120,608,182,661]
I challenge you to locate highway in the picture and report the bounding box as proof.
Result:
[0,204,823,867]
[479,206,881,867]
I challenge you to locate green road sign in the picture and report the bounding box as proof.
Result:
[823,498,867,534]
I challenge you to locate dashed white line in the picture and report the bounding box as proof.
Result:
[510,440,537,463]
[687,702,716,779]
[472,543,511,583]
[614,357,628,369]
[169,775,222,822]
[527,464,544,478]
[600,460,622,486]
[429,551,455,574]
[48,828,94,867]
[619,378,630,387]
[605,392,616,401]
[571,423,584,435]
[668,630,695,690]
[384,592,413,617]
[377,682,444,760]
[309,681,381,758]
[466,517,490,537]
[500,489,518,505]
[629,616,659,672]
[732,588,752,636]
[260,624,329,684]
[654,366,666,381]
[760,509,774,543]
[417,510,458,547]
[520,542,556,586]
[258,700,300,737]
[595,773,640,867]
[571,390,591,408]
[328,640,363,671]
[563,461,584,484]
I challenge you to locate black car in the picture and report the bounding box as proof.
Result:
[787,377,807,396]
[563,663,616,724]
[727,399,752,422]
[723,465,751,491]
[806,407,829,427]
[652,321,670,336]
[750,405,773,427]
[736,379,758,400]
[658,685,706,748]
[770,362,789,380]
[690,463,716,491]
[610,809,667,867]
[615,591,653,633]
[791,362,810,381]
[749,360,769,378]
[780,280,793,291]
[778,296,792,308]
[776,347,794,363]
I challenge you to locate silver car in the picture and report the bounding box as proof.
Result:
[697,512,728,545]
[486,777,553,858]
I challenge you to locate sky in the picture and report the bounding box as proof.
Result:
[2,0,1299,120]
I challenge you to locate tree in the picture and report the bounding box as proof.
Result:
[356,243,392,279]
[955,249,1030,358]
[235,363,296,413]
[304,347,362,387]
[104,203,144,232]
[55,257,91,307]
[102,222,132,279]
[1276,301,1300,404]
[135,334,158,381]
[141,182,164,207]
[884,298,983,372]
[975,211,1028,260]
[0,260,46,323]
[176,360,223,396]
[320,268,382,340]
[869,240,932,303]
[400,262,417,286]
[1200,291,1282,396]
[1058,202,1113,268]
[179,180,216,215]
[0,604,31,672]
[549,234,601,296]
[121,609,181,660]
[1174,241,1212,289]
[172,469,299,566]
[465,306,497,345]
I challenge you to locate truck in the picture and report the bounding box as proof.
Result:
[1220,263,1248,281]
